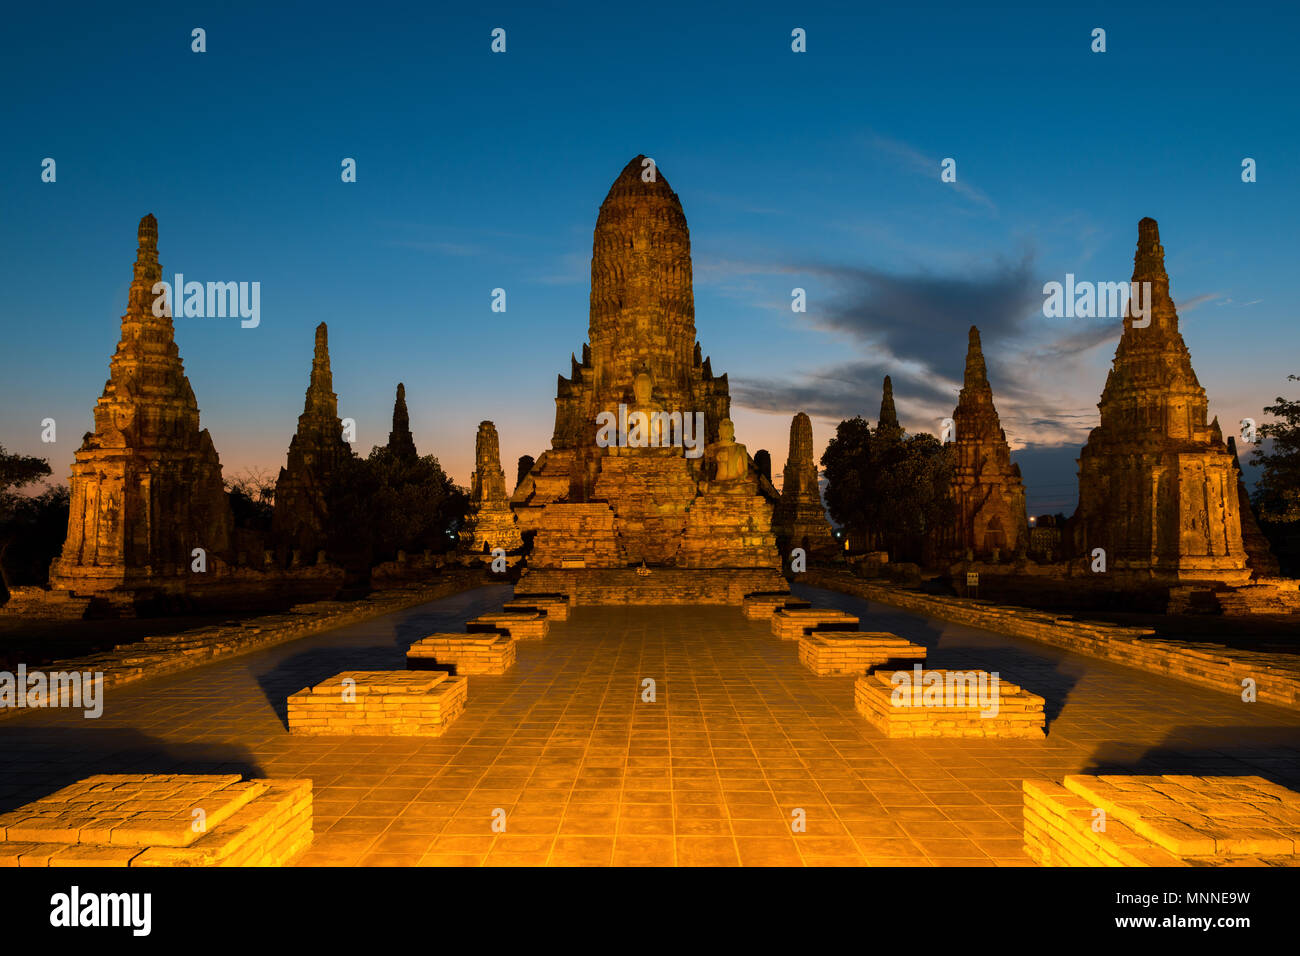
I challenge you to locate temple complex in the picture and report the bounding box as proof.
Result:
[511,155,783,602]
[1072,218,1253,586]
[460,420,523,553]
[50,215,233,597]
[272,323,352,559]
[949,326,1028,560]
[772,412,838,560]
[386,383,418,462]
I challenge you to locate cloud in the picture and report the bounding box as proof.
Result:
[870,134,998,213]
[727,251,1115,450]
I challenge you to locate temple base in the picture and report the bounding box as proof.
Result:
[517,567,788,606]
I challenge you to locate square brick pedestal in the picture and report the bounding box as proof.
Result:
[468,610,549,640]
[0,774,312,867]
[407,633,516,675]
[504,593,571,621]
[742,592,810,621]
[854,669,1045,738]
[1024,774,1300,866]
[798,631,926,675]
[770,607,858,640]
[288,670,468,736]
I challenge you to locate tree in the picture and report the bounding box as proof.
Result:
[821,418,874,545]
[226,467,276,532]
[0,446,59,594]
[1251,376,1300,523]
[820,418,954,563]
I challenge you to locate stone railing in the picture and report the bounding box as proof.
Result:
[0,573,491,722]
[801,570,1300,711]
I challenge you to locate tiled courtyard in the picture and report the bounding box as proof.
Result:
[2,583,1298,867]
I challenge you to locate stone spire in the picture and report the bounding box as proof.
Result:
[512,155,778,581]
[460,421,522,552]
[877,376,903,440]
[387,383,418,462]
[1073,219,1251,585]
[588,154,696,400]
[772,412,838,560]
[949,325,1027,560]
[273,323,352,557]
[51,215,233,595]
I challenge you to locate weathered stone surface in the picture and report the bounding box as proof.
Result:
[798,631,927,676]
[772,412,838,560]
[287,670,468,736]
[503,592,571,621]
[805,568,1300,710]
[466,609,548,640]
[407,633,516,675]
[1024,775,1300,866]
[950,326,1028,560]
[0,774,312,867]
[273,323,352,557]
[769,606,859,640]
[854,669,1046,738]
[386,382,418,462]
[741,591,807,621]
[460,420,523,553]
[1228,437,1281,577]
[50,215,233,596]
[512,156,781,589]
[1073,219,1255,586]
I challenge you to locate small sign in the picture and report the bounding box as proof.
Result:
[966,572,979,587]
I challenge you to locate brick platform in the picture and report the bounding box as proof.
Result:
[0,774,312,866]
[504,592,571,621]
[770,607,859,640]
[1023,775,1300,867]
[407,633,516,675]
[854,668,1046,738]
[742,591,810,621]
[467,610,549,640]
[517,567,789,606]
[798,631,927,676]
[287,670,468,736]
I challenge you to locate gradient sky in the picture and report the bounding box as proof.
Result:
[2,0,1297,514]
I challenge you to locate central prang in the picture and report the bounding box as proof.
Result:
[511,155,782,589]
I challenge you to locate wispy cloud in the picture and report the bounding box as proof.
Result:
[870,134,998,214]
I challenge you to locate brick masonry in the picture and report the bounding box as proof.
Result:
[805,570,1300,711]
[407,633,516,675]
[287,670,468,737]
[770,607,859,641]
[0,576,484,723]
[0,773,312,867]
[467,610,549,640]
[854,669,1046,738]
[742,592,809,621]
[798,631,927,676]
[1023,775,1300,866]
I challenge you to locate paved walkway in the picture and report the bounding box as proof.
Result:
[2,584,1297,866]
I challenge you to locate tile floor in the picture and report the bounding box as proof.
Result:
[2,583,1297,867]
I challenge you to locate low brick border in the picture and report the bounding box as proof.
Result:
[803,570,1300,711]
[0,574,489,722]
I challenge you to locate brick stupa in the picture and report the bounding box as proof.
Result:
[272,323,352,558]
[772,412,838,560]
[460,420,523,553]
[51,215,233,596]
[386,383,418,462]
[950,326,1028,559]
[1073,218,1252,585]
[511,156,782,603]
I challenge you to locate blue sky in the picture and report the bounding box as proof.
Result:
[2,0,1297,513]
